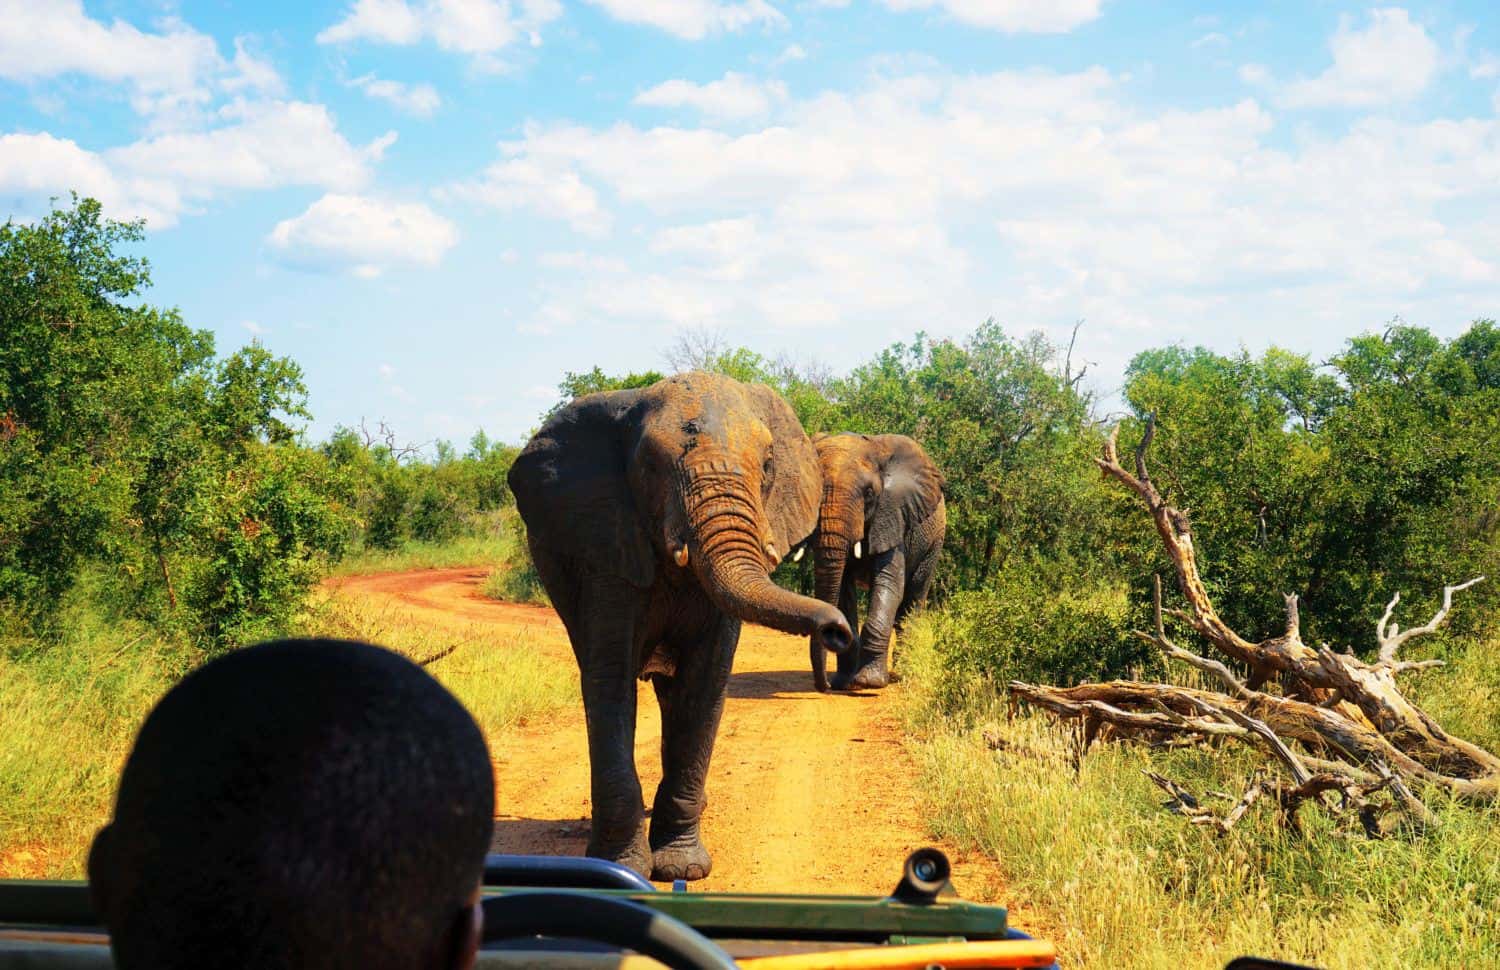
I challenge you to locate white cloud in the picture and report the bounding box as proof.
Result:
[109,100,388,202]
[318,0,561,54]
[878,0,1101,34]
[456,65,1500,369]
[319,0,424,44]
[441,156,610,235]
[1239,63,1269,85]
[267,194,459,277]
[243,320,267,335]
[0,132,149,220]
[1280,8,1439,108]
[1,102,387,228]
[1192,32,1228,49]
[582,0,785,40]
[771,43,807,66]
[1471,51,1500,80]
[0,0,281,123]
[634,73,788,121]
[351,75,443,116]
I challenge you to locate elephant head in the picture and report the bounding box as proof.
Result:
[510,373,852,652]
[809,433,944,690]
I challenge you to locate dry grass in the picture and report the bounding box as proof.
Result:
[896,613,1500,970]
[0,600,193,878]
[328,533,516,577]
[306,591,575,735]
[0,568,575,880]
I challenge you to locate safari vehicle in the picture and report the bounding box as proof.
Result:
[0,848,1316,970]
[1,848,1059,970]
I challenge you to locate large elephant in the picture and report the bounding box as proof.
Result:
[507,373,852,882]
[810,433,945,692]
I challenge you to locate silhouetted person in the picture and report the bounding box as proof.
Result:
[87,638,495,970]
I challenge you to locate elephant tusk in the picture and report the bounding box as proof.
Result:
[792,545,805,563]
[673,545,689,568]
[765,543,779,562]
[854,541,862,560]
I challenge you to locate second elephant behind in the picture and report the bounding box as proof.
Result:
[810,433,946,691]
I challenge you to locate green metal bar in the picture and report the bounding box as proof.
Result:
[2,880,1011,945]
[483,887,1010,942]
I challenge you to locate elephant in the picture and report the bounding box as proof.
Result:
[809,433,946,692]
[507,372,852,882]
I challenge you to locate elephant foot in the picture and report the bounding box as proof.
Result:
[587,826,652,879]
[831,650,890,691]
[846,664,890,690]
[648,827,712,882]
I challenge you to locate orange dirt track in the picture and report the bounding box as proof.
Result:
[329,567,1012,901]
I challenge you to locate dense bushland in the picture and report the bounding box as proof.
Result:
[1,199,540,654]
[1,200,355,651]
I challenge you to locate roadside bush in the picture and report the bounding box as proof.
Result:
[481,510,550,606]
[910,563,1147,720]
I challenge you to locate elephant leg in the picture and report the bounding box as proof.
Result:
[647,613,739,882]
[836,548,905,691]
[832,577,861,685]
[887,545,939,681]
[575,580,651,876]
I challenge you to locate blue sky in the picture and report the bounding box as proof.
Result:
[4,1,1500,446]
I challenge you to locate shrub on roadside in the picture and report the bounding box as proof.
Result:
[480,510,550,606]
[910,562,1148,720]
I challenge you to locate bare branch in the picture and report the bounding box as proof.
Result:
[1377,577,1486,663]
[1146,770,1267,834]
[1184,695,1313,786]
[1134,413,1156,485]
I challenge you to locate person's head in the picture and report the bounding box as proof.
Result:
[88,637,495,970]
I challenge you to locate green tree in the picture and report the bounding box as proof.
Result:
[1,197,355,649]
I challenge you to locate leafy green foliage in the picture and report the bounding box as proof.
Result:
[324,426,521,552]
[0,197,353,652]
[1124,324,1500,651]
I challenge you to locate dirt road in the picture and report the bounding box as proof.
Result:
[330,567,1009,901]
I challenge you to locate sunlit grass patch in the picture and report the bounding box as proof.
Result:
[328,533,517,577]
[303,593,576,739]
[0,599,196,878]
[0,568,577,880]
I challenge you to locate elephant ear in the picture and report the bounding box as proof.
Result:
[868,435,944,555]
[507,390,656,588]
[745,383,820,553]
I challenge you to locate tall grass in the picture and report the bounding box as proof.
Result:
[897,614,1500,970]
[0,569,575,880]
[329,532,517,577]
[308,593,574,732]
[0,582,200,878]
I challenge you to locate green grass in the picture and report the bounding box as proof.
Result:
[328,532,517,577]
[307,593,574,733]
[0,588,200,878]
[0,562,576,880]
[896,613,1500,970]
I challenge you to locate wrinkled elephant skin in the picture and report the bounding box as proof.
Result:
[508,373,852,881]
[810,433,946,692]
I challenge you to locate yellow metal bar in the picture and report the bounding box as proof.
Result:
[738,938,1057,970]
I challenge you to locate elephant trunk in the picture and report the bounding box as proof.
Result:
[685,473,851,655]
[811,501,858,693]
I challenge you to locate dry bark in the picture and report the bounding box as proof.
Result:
[1010,417,1497,833]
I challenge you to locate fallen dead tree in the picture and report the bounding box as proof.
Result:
[1009,417,1497,835]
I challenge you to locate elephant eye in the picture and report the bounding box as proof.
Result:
[761,454,774,492]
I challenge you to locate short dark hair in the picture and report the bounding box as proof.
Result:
[92,638,495,970]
